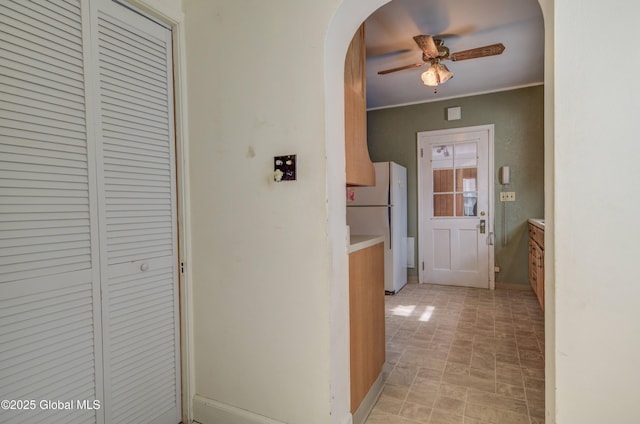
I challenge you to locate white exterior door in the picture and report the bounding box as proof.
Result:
[417,126,494,288]
[0,1,180,422]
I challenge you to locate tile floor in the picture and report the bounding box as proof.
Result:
[365,282,545,424]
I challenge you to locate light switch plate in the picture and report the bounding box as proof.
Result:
[274,154,296,181]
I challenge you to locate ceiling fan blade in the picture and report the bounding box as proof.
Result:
[412,35,439,59]
[449,43,505,62]
[378,62,425,75]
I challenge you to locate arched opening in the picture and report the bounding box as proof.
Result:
[326,0,554,422]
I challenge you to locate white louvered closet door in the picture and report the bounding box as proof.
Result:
[0,1,180,423]
[0,1,103,423]
[90,1,180,423]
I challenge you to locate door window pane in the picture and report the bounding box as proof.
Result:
[432,144,453,168]
[456,168,478,216]
[454,142,478,167]
[431,142,479,217]
[433,169,453,193]
[434,194,454,216]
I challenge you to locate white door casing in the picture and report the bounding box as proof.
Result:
[417,125,495,289]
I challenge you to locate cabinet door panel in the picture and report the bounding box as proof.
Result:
[349,243,385,412]
[345,24,375,186]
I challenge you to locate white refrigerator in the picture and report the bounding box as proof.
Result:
[347,162,408,294]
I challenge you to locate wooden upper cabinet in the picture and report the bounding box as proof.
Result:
[345,24,375,186]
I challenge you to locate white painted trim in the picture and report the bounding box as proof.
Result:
[416,124,495,289]
[416,134,424,284]
[193,395,287,424]
[367,82,545,111]
[116,2,194,423]
[352,373,384,424]
[487,126,495,290]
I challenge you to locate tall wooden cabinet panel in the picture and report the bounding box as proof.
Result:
[349,243,385,412]
[345,24,375,186]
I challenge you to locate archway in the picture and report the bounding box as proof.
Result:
[324,0,554,422]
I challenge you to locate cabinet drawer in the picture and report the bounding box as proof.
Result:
[529,223,544,248]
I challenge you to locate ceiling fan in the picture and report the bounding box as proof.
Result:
[378,35,505,91]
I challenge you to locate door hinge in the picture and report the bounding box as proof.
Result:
[420,148,423,158]
[180,261,185,274]
[422,261,425,271]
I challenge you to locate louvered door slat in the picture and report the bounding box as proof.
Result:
[6,0,81,29]
[104,131,168,149]
[105,174,170,187]
[0,128,87,148]
[100,66,167,99]
[0,103,86,129]
[98,17,165,56]
[102,115,168,137]
[0,4,83,51]
[0,52,84,88]
[0,85,85,117]
[94,2,180,423]
[101,99,169,126]
[0,1,100,423]
[0,116,86,140]
[0,26,82,65]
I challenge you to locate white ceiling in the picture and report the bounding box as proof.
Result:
[364,0,544,109]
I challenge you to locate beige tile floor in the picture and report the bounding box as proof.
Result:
[365,282,545,424]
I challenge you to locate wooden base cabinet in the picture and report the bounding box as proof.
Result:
[349,242,385,412]
[528,222,544,310]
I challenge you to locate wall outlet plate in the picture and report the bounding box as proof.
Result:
[500,191,516,202]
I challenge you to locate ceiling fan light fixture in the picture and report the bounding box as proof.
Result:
[420,66,439,86]
[437,63,453,83]
[421,62,453,87]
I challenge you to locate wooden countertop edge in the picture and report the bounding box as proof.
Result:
[528,218,545,230]
[348,235,385,254]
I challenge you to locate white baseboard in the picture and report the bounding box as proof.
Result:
[193,395,354,424]
[193,395,286,424]
[352,373,384,424]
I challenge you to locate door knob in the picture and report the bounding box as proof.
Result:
[480,211,486,216]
